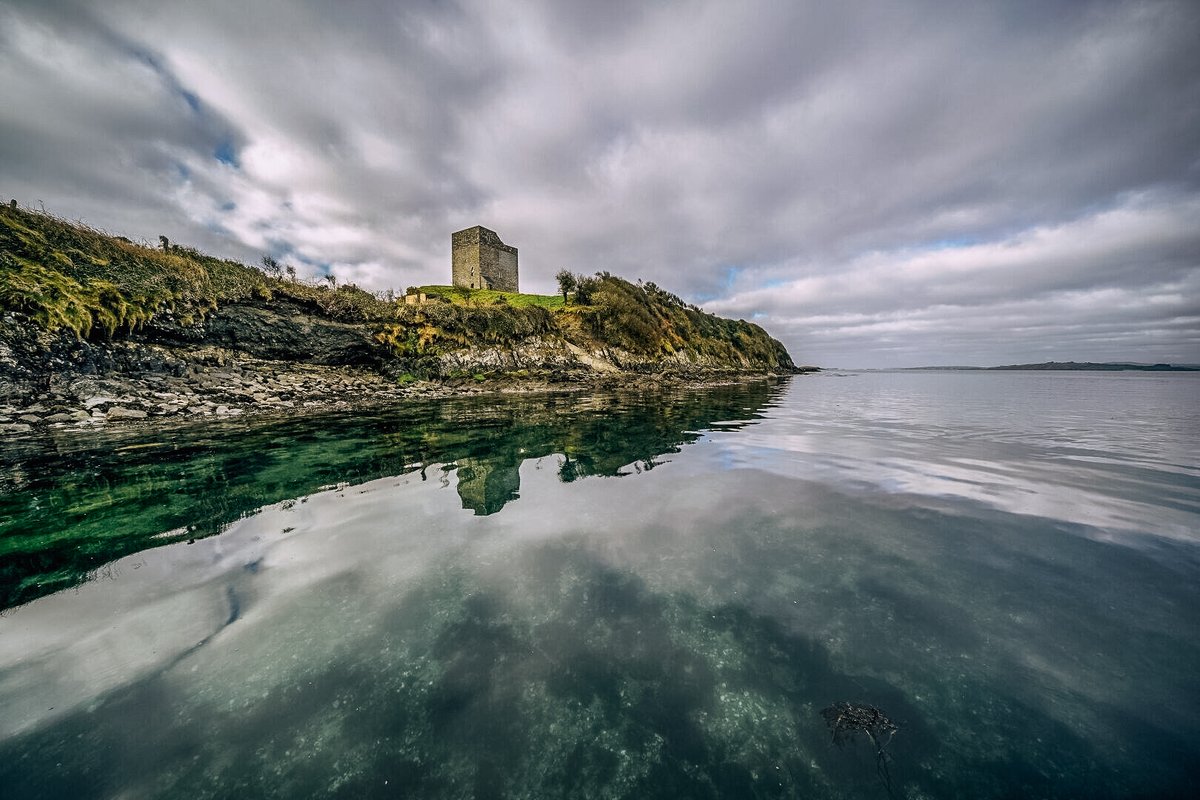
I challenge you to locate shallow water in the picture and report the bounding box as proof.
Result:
[1,372,1198,799]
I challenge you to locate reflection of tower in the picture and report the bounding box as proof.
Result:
[454,456,522,515]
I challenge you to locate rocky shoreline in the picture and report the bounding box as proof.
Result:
[0,284,808,435]
[1,356,406,435]
[0,341,797,436]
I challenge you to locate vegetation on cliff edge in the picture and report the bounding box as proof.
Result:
[1,203,794,373]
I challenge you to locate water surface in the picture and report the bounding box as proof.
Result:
[2,372,1198,799]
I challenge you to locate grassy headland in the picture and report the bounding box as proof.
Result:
[1,202,797,432]
[1,203,794,377]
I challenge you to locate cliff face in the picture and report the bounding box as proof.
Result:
[142,299,383,365]
[0,205,797,427]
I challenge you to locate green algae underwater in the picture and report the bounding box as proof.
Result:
[2,372,1199,799]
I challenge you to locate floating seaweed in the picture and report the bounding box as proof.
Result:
[821,702,899,799]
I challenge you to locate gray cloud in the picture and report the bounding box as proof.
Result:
[1,0,1197,366]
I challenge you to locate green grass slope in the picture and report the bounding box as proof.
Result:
[415,284,566,309]
[0,203,400,334]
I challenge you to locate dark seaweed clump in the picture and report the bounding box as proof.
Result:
[821,702,899,798]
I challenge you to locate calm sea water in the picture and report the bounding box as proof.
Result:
[1,371,1197,799]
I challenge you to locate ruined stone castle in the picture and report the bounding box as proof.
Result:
[451,226,518,292]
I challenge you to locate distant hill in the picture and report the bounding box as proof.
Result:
[902,361,1197,372]
[986,361,1198,371]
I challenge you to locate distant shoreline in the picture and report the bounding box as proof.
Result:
[893,361,1199,372]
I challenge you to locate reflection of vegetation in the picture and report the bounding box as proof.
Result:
[0,380,786,609]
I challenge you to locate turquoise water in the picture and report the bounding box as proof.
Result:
[1,372,1198,798]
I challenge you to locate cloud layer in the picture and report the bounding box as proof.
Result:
[2,0,1197,366]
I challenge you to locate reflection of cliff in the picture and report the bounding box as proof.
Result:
[1,378,789,608]
[454,456,522,515]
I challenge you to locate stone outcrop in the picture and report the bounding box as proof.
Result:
[142,299,381,365]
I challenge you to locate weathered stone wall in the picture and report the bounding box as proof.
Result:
[451,226,518,292]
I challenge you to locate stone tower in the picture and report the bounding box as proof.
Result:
[451,226,518,292]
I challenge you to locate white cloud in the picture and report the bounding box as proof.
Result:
[1,0,1197,364]
[710,196,1200,366]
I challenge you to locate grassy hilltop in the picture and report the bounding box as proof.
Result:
[0,203,795,377]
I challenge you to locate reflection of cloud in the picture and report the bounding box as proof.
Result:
[720,375,1200,540]
[0,528,260,738]
[2,412,1196,795]
[0,473,466,740]
[3,372,1194,800]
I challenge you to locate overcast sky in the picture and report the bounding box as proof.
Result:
[2,0,1197,367]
